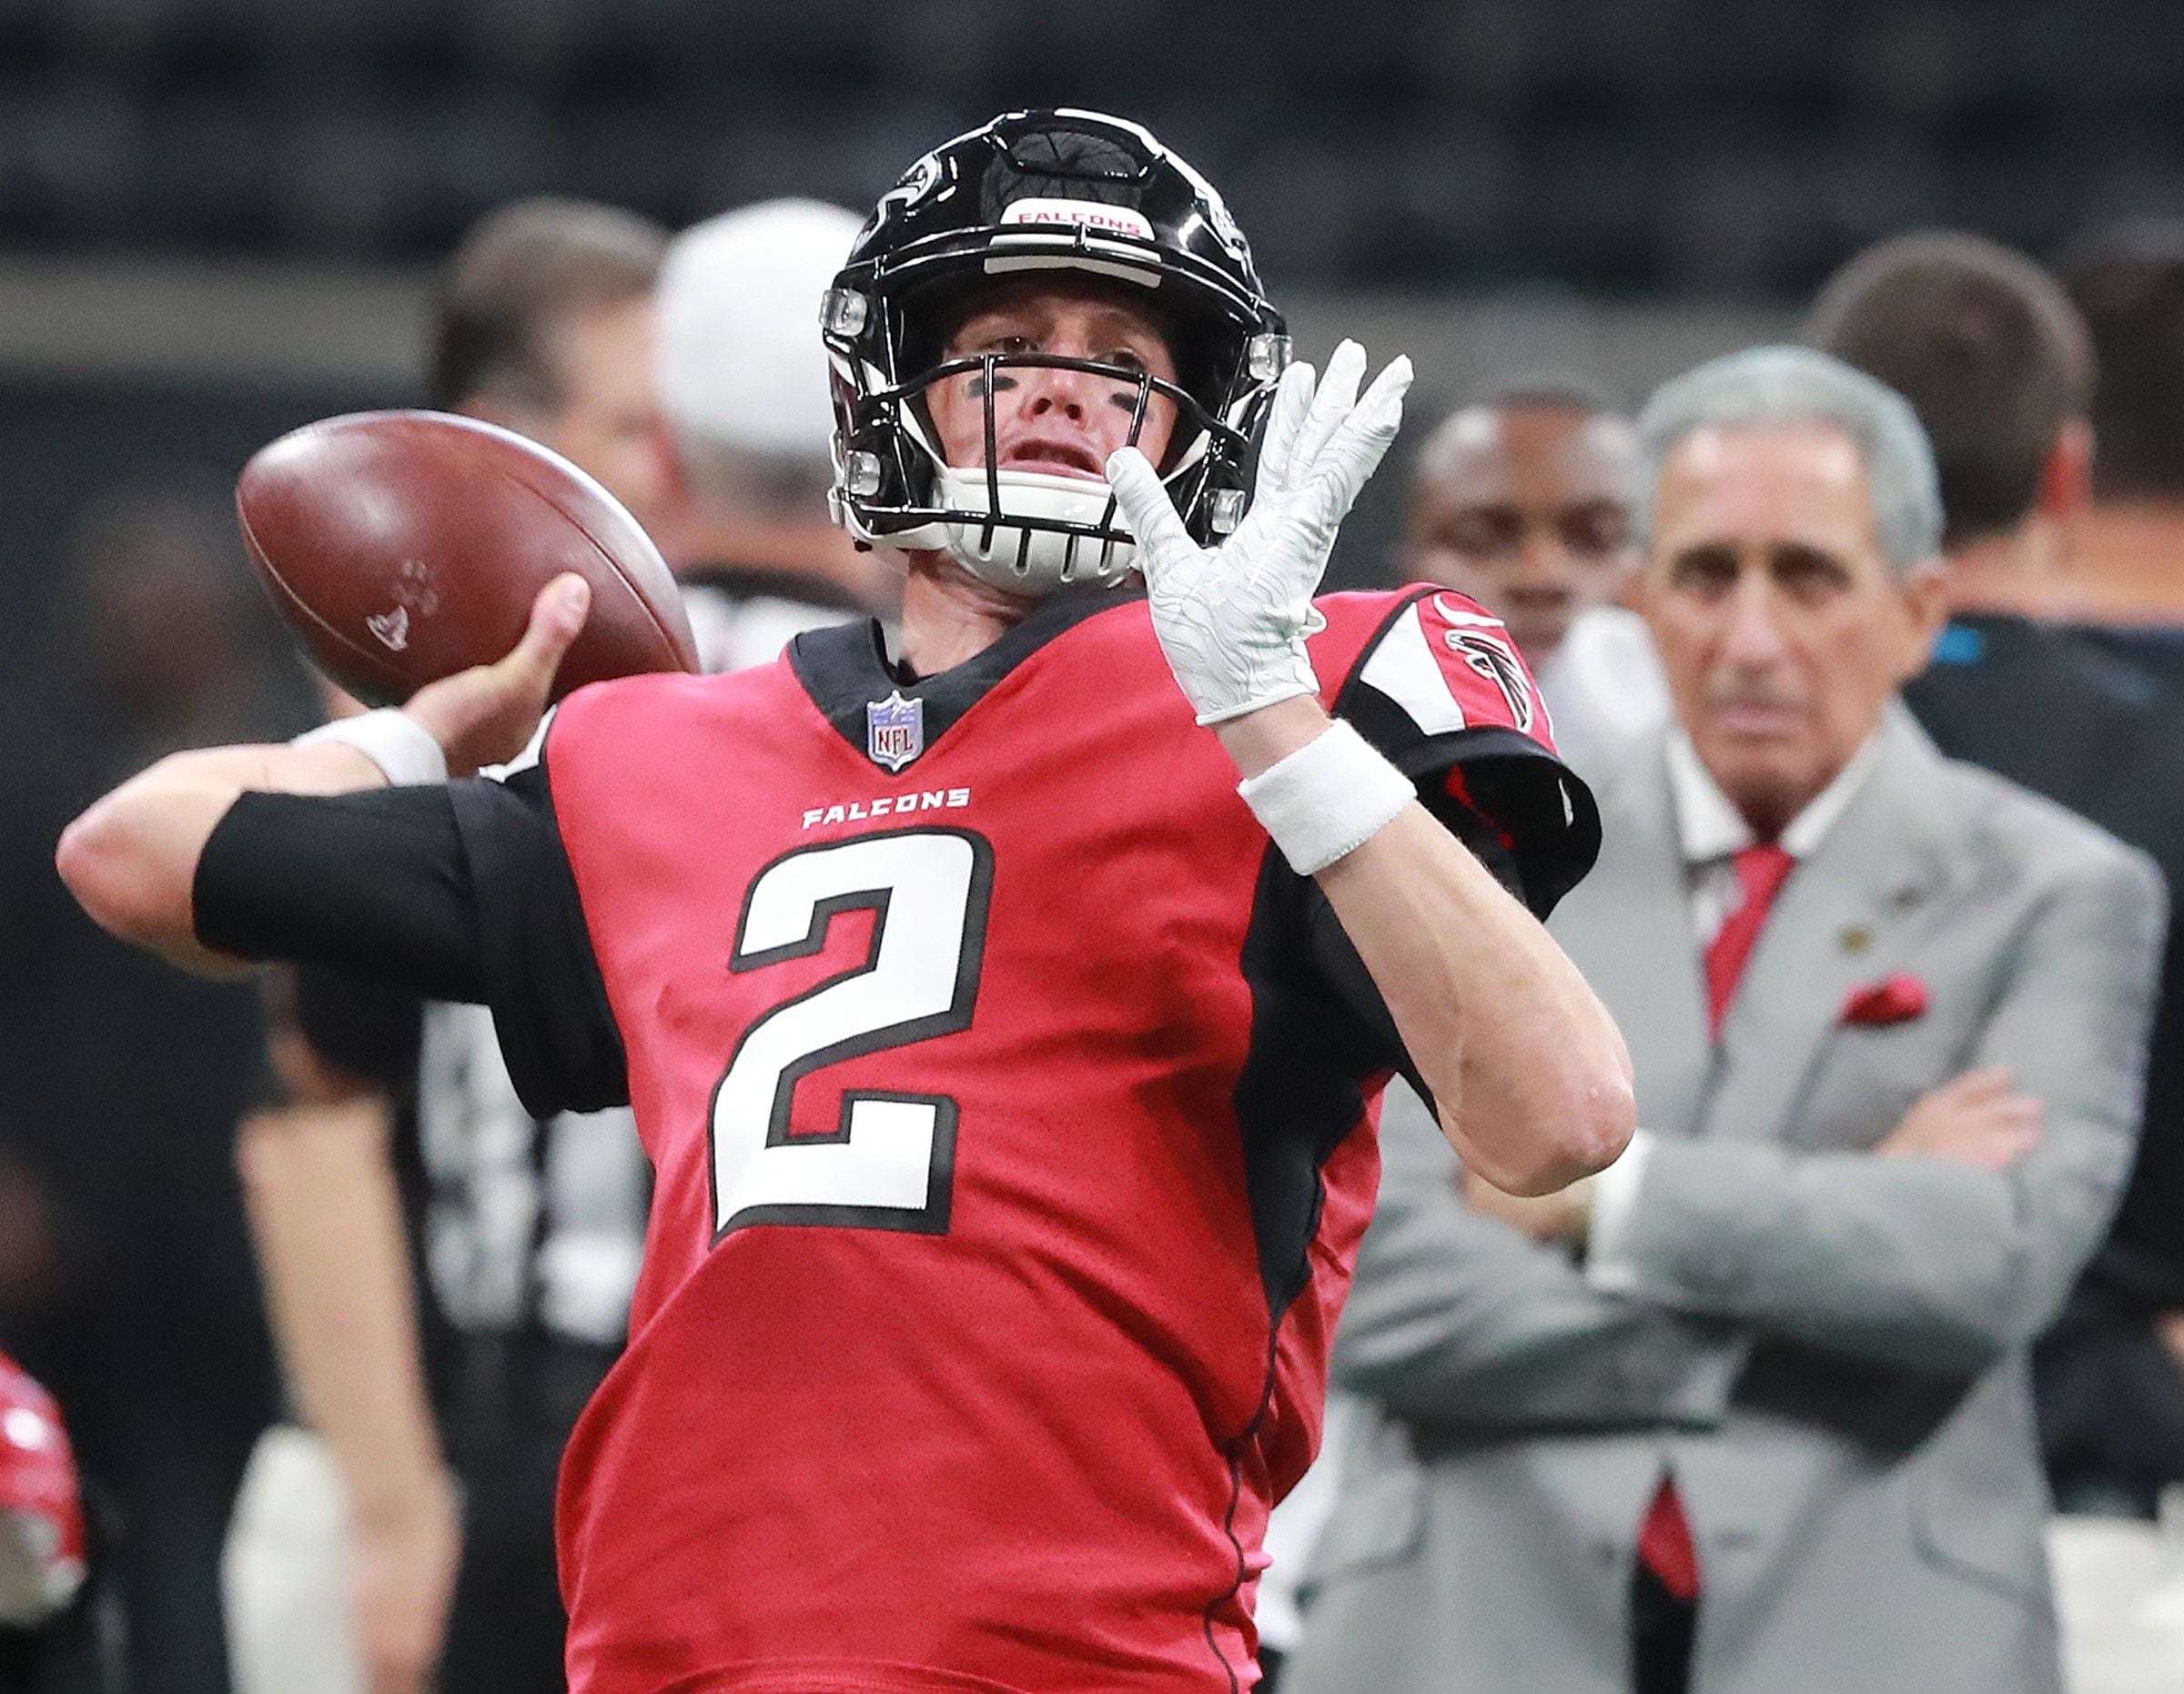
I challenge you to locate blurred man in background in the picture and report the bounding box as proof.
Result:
[652,196,895,639]
[1290,348,2162,1694]
[227,191,874,1694]
[424,199,678,540]
[228,197,672,1694]
[1811,231,2184,1518]
[1401,381,1665,769]
[1810,231,2092,620]
[2058,224,2184,629]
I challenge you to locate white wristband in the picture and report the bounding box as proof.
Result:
[292,709,449,787]
[1237,719,1413,875]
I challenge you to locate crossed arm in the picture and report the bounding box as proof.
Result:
[1339,847,2165,1427]
[1605,853,2160,1376]
[1336,1082,1744,1429]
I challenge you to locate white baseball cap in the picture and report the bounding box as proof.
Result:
[656,197,864,459]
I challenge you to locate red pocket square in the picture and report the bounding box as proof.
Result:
[1842,973,1929,1026]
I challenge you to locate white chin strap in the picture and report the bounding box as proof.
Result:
[928,463,1139,595]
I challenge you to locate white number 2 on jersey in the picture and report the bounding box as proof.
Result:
[709,829,992,1240]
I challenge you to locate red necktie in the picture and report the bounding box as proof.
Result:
[1703,842,1795,1038]
[1641,844,1795,1605]
[1638,1474,1701,1602]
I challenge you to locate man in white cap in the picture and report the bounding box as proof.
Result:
[654,197,896,660]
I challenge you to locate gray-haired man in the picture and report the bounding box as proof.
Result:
[1288,347,2165,1694]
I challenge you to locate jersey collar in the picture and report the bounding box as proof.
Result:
[788,580,1143,762]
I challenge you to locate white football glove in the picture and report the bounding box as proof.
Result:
[1105,339,1412,725]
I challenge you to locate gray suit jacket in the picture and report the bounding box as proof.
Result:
[1288,711,2165,1694]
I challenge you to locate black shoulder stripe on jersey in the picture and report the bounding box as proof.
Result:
[447,761,630,1118]
[1351,582,1440,649]
[1328,590,1602,920]
[1345,683,1603,919]
[1233,851,1394,1326]
[787,582,1145,760]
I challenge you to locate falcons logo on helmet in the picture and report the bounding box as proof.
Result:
[1443,626,1538,735]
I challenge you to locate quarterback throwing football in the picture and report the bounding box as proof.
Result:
[61,111,1632,1693]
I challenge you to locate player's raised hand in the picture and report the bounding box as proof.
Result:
[1105,340,1411,725]
[401,573,591,776]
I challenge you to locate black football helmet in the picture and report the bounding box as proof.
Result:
[823,108,1290,595]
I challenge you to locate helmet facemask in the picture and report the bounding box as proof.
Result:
[847,340,1244,594]
[826,110,1290,596]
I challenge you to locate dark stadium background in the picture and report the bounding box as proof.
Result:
[2,4,2180,1690]
[20,0,2174,715]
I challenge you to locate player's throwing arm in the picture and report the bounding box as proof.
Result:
[1107,341,1634,1195]
[55,574,592,975]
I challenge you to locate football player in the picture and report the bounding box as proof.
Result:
[59,111,1633,1691]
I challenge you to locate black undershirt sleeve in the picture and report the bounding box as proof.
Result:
[194,765,627,1116]
[196,786,485,1002]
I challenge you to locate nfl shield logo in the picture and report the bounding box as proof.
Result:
[865,691,925,772]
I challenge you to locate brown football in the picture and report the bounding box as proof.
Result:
[236,409,697,709]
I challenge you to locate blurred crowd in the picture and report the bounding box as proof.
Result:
[9,129,2184,1694]
[13,0,2184,297]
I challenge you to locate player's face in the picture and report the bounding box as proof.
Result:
[1404,404,1636,664]
[924,279,1181,483]
[1640,423,1945,836]
[539,295,677,537]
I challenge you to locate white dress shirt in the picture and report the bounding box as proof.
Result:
[1586,725,1886,1290]
[1533,607,1672,773]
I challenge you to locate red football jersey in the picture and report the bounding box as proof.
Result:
[461,585,1590,1692]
